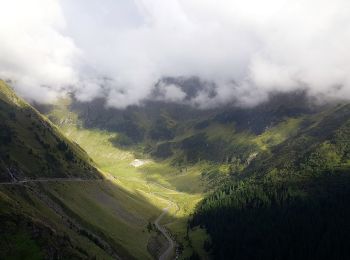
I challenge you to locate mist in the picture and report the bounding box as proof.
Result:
[1,0,350,108]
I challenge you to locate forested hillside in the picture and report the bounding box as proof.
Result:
[192,103,350,259]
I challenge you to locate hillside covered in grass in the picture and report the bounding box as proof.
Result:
[0,80,100,181]
[0,81,170,259]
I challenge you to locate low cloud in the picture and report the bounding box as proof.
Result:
[0,0,350,107]
[0,0,80,101]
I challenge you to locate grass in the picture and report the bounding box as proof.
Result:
[43,98,210,258]
[42,181,162,259]
[1,231,43,260]
[188,227,211,259]
[0,81,100,180]
[0,185,113,259]
[254,117,303,150]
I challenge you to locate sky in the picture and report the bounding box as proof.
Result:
[0,0,350,108]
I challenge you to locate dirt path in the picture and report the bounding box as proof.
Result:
[155,206,176,260]
[121,177,180,259]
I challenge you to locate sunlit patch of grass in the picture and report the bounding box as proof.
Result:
[74,133,205,257]
[254,117,303,150]
[58,126,205,256]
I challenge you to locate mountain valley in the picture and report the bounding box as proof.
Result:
[1,79,350,260]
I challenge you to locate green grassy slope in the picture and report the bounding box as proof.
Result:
[0,80,100,181]
[0,182,116,259]
[0,80,123,258]
[0,177,181,259]
[0,81,164,259]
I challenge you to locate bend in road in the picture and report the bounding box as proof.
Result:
[155,207,176,260]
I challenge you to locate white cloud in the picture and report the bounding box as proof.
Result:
[155,83,187,103]
[1,0,350,107]
[0,0,80,102]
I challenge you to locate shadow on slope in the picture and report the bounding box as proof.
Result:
[191,103,350,260]
[192,170,350,260]
[0,178,191,259]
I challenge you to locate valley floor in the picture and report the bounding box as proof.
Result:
[55,124,210,259]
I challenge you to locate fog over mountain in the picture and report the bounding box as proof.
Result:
[1,0,350,108]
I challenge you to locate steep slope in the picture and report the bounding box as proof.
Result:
[192,103,350,259]
[0,80,100,181]
[0,81,169,259]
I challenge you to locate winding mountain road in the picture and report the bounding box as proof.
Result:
[0,178,102,185]
[155,206,176,260]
